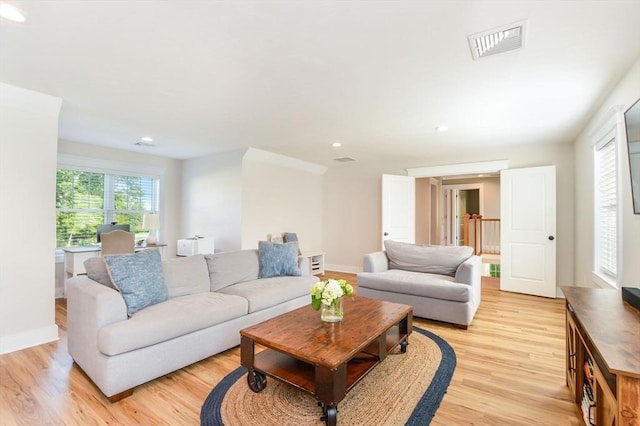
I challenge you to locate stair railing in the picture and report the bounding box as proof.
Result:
[463,213,500,255]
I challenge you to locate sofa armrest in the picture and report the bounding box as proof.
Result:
[363,251,389,273]
[66,276,128,369]
[455,255,482,306]
[454,255,481,286]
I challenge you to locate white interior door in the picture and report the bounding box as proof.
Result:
[382,174,415,248]
[500,166,556,298]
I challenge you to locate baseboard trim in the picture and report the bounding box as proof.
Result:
[0,324,59,355]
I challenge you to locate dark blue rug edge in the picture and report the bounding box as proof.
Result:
[200,327,457,426]
[405,327,457,426]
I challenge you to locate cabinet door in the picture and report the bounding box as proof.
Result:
[594,366,617,426]
[566,310,584,404]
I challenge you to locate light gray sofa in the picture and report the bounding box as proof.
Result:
[66,248,318,401]
[356,241,481,329]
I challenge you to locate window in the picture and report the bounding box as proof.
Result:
[593,109,623,287]
[595,138,617,279]
[56,169,159,247]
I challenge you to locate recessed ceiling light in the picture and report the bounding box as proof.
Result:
[332,142,342,147]
[435,126,449,132]
[135,137,155,147]
[0,3,26,23]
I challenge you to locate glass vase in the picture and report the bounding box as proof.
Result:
[321,298,344,323]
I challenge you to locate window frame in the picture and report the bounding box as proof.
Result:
[591,108,624,288]
[56,154,164,249]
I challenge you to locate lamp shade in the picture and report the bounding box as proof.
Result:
[143,213,160,230]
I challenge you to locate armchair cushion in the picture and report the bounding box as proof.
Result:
[384,240,473,276]
[357,269,472,302]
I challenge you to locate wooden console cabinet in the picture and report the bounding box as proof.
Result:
[562,287,640,426]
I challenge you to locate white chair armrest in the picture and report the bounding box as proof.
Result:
[455,255,482,305]
[454,255,481,286]
[363,251,389,273]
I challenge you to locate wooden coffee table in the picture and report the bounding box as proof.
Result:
[240,297,413,425]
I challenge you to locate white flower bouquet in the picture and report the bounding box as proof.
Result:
[310,278,354,311]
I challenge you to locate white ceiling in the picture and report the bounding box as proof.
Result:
[1,1,639,167]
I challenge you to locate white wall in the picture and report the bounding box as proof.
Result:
[0,83,61,354]
[573,58,640,288]
[182,149,245,252]
[241,149,325,251]
[182,148,325,253]
[323,142,575,287]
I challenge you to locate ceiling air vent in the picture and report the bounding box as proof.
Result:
[333,157,357,163]
[468,20,527,60]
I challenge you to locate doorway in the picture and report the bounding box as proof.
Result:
[442,184,483,246]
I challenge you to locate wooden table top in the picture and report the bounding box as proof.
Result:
[240,297,413,370]
[562,286,640,378]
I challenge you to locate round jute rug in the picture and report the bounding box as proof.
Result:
[201,328,456,425]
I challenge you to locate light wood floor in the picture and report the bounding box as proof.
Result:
[0,273,579,425]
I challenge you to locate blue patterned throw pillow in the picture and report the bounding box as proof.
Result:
[258,241,301,278]
[105,249,168,316]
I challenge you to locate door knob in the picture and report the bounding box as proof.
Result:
[548,236,554,241]
[384,232,389,236]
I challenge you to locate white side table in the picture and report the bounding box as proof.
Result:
[300,252,325,276]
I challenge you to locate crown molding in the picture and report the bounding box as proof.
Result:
[407,159,509,177]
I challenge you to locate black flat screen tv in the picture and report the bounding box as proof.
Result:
[97,224,130,242]
[624,98,640,215]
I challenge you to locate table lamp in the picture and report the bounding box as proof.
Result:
[143,213,160,245]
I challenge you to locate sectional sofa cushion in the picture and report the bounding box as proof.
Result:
[84,257,117,289]
[97,292,248,356]
[384,240,473,276]
[162,254,210,298]
[258,241,301,278]
[205,250,260,292]
[218,275,316,313]
[105,249,168,316]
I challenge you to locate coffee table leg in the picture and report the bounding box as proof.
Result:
[399,313,411,353]
[241,336,267,393]
[401,336,408,353]
[247,369,267,393]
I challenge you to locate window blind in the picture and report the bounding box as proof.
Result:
[56,169,158,247]
[596,138,617,277]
